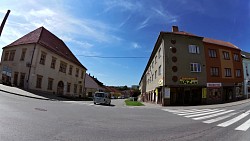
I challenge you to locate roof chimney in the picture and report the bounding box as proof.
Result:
[172,26,179,32]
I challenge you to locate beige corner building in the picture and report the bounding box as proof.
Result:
[1,27,87,98]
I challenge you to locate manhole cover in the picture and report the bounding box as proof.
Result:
[34,108,47,111]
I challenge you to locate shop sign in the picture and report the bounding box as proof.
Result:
[158,79,163,86]
[202,88,207,99]
[207,83,222,88]
[2,66,12,77]
[164,88,170,98]
[180,77,198,85]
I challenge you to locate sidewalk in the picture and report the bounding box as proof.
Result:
[0,84,65,101]
[140,98,250,109]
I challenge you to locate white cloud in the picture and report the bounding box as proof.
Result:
[136,17,151,30]
[132,42,141,49]
[104,0,142,12]
[61,36,94,49]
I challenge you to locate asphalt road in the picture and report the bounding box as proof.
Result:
[1,91,250,141]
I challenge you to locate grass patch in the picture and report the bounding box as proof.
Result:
[125,99,144,106]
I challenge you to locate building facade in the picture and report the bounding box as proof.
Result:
[242,51,250,98]
[139,26,244,106]
[1,27,87,98]
[85,74,105,97]
[203,38,244,104]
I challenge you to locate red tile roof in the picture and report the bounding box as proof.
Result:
[203,37,239,50]
[5,27,87,70]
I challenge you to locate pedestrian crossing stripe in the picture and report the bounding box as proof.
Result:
[162,108,250,132]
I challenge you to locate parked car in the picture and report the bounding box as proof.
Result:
[93,92,111,105]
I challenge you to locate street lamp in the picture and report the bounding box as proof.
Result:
[0,10,11,37]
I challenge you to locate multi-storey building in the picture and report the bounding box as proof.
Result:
[139,26,243,106]
[1,27,87,98]
[242,51,250,98]
[204,38,243,104]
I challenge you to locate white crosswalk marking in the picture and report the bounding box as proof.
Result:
[177,109,218,116]
[203,112,238,124]
[193,110,235,120]
[217,113,249,127]
[235,118,250,131]
[162,108,250,132]
[185,109,225,118]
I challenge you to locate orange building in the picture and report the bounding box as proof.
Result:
[203,38,243,104]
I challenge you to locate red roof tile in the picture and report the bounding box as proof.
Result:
[5,27,86,70]
[203,37,239,50]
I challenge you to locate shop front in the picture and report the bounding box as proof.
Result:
[206,83,223,104]
[1,66,12,85]
[169,86,203,106]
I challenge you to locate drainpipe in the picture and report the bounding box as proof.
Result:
[26,43,37,89]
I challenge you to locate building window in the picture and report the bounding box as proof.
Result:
[9,50,16,61]
[152,74,154,81]
[211,67,219,76]
[208,49,217,58]
[79,85,83,94]
[59,61,67,73]
[74,84,77,94]
[36,75,43,88]
[20,48,27,61]
[223,51,230,60]
[69,65,73,75]
[188,45,200,54]
[67,83,71,92]
[4,51,9,61]
[155,70,157,79]
[19,73,25,87]
[39,52,46,65]
[158,65,162,75]
[155,56,157,64]
[50,57,56,69]
[158,48,161,58]
[233,54,239,61]
[152,61,154,68]
[190,63,201,72]
[81,71,84,79]
[236,69,241,77]
[47,78,53,90]
[225,68,232,77]
[75,68,79,77]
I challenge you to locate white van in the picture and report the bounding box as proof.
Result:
[93,92,111,105]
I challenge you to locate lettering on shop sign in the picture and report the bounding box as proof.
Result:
[180,77,198,85]
[207,83,222,88]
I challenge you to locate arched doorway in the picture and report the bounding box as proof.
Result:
[57,81,64,96]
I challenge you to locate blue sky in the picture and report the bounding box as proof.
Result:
[0,0,249,86]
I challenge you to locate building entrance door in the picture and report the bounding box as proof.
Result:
[57,81,64,96]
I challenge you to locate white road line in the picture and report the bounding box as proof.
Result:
[235,118,250,131]
[177,109,219,116]
[162,109,199,113]
[164,109,212,114]
[203,112,238,124]
[185,109,225,118]
[217,113,249,127]
[193,110,235,120]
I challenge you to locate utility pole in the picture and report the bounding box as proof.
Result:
[0,10,11,37]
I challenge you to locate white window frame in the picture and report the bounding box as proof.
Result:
[236,69,241,77]
[158,65,162,75]
[225,68,232,77]
[190,63,201,72]
[188,45,200,54]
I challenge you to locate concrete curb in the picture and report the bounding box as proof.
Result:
[0,89,52,101]
[162,99,250,110]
